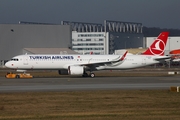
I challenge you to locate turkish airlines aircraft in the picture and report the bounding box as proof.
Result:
[5,32,170,77]
[169,49,180,62]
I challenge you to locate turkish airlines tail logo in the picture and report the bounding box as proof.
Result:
[142,32,169,56]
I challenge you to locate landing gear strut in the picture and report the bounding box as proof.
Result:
[82,71,95,78]
[82,72,88,77]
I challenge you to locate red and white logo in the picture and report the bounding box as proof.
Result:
[149,39,165,55]
[142,32,169,56]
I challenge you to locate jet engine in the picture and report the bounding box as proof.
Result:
[58,69,68,75]
[68,66,84,75]
[58,66,84,75]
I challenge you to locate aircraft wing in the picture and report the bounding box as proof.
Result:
[80,50,128,66]
[62,51,127,69]
[169,54,180,62]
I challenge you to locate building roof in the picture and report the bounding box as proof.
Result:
[126,48,146,54]
[115,48,146,55]
[23,48,78,54]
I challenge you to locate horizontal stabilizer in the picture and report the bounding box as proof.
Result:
[154,56,171,61]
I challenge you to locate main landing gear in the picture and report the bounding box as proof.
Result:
[82,71,95,78]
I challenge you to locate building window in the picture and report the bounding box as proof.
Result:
[86,39,91,41]
[77,39,82,41]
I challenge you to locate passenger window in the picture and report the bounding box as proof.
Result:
[11,58,18,61]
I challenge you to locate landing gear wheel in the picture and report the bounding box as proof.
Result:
[90,73,95,78]
[16,75,20,78]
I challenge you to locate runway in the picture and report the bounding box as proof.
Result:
[0,76,180,92]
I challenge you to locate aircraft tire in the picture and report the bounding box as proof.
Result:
[16,75,20,78]
[90,73,95,78]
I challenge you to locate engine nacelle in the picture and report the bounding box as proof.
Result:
[68,66,84,75]
[58,69,68,75]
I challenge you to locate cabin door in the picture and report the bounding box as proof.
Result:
[23,55,28,65]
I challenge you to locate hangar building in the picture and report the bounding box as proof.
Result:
[62,20,143,55]
[0,20,143,62]
[1,20,180,68]
[0,23,72,62]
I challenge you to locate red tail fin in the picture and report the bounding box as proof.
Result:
[142,32,169,56]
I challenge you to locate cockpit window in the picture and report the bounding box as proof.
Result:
[11,58,19,61]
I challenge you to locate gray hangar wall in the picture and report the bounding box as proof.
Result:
[0,24,71,60]
[109,32,144,54]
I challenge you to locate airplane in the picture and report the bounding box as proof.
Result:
[5,32,170,78]
[169,49,180,62]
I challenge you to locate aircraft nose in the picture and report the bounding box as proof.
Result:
[5,62,13,68]
[5,62,9,68]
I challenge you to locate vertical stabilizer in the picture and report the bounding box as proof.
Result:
[142,32,169,56]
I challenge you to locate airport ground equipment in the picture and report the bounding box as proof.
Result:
[5,72,33,79]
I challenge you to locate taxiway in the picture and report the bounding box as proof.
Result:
[0,76,180,92]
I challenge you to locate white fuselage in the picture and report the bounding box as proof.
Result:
[5,54,160,70]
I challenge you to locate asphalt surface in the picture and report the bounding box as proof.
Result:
[0,76,180,92]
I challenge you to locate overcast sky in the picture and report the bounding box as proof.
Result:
[0,0,179,29]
